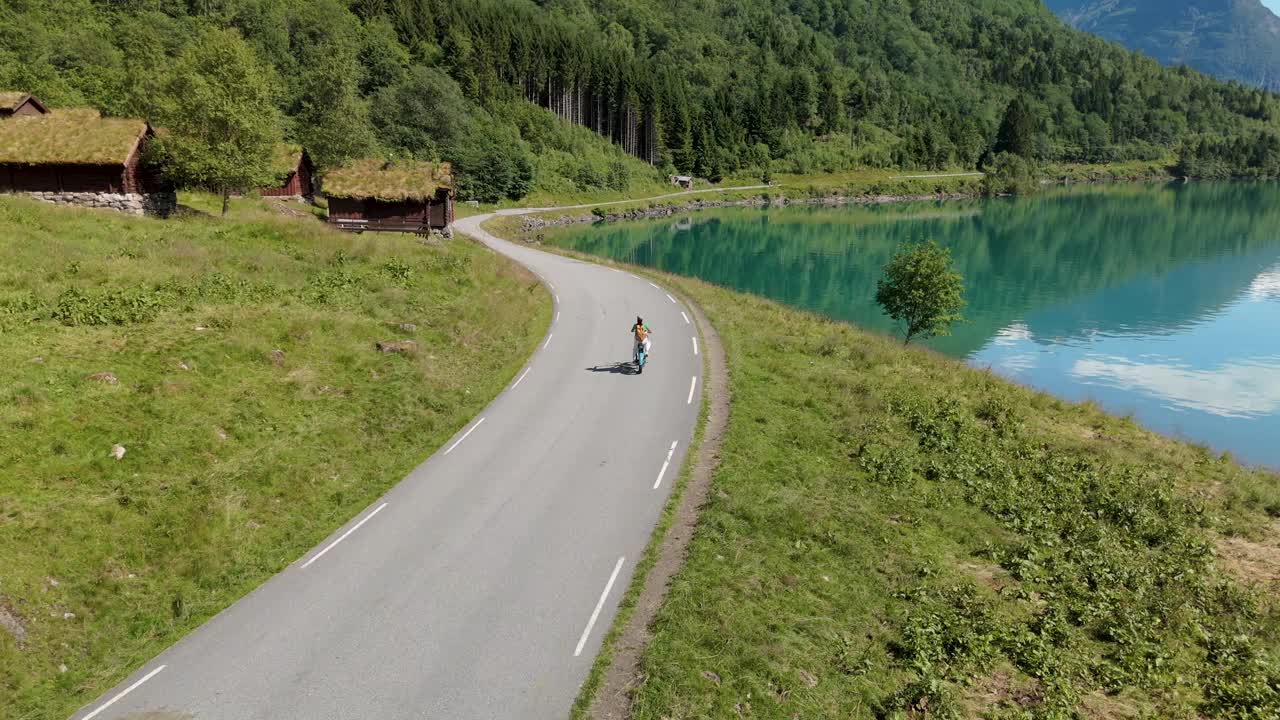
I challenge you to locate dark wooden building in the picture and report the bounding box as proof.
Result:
[260,144,314,198]
[324,160,454,234]
[0,104,174,215]
[0,92,49,118]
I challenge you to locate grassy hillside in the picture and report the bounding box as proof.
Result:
[0,197,547,719]
[571,268,1280,718]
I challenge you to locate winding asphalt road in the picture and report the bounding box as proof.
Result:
[69,211,706,719]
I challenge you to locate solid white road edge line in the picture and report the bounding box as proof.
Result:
[692,337,699,356]
[301,503,389,569]
[544,333,554,350]
[681,311,690,324]
[666,293,675,303]
[512,367,532,389]
[444,417,487,456]
[575,556,626,657]
[81,665,167,720]
[687,376,697,405]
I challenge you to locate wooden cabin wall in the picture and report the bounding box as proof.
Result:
[0,164,127,192]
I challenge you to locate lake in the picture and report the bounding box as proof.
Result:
[548,182,1280,469]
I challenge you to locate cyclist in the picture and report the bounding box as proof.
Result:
[631,316,652,362]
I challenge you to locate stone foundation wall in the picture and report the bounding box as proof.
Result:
[18,190,177,218]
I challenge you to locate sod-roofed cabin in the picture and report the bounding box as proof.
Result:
[324,160,454,235]
[0,92,49,118]
[0,104,174,216]
[260,144,314,198]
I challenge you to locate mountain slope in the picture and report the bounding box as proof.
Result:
[1046,0,1280,91]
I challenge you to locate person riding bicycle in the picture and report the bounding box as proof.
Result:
[631,316,652,362]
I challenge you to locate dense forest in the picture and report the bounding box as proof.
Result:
[2,0,1280,201]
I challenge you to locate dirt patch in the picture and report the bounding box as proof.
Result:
[961,669,1043,715]
[1216,520,1280,586]
[585,287,730,720]
[0,597,25,648]
[960,561,1014,591]
[1079,689,1143,719]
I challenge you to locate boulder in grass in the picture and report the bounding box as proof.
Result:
[376,340,418,354]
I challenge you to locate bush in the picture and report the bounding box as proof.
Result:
[982,152,1038,196]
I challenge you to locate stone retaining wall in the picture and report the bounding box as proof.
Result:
[17,191,177,217]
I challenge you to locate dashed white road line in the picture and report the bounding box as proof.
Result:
[574,556,625,657]
[544,333,554,349]
[555,311,561,323]
[687,376,697,405]
[681,311,690,324]
[81,665,167,720]
[301,503,389,569]
[692,336,699,356]
[653,441,679,490]
[653,461,670,490]
[647,281,659,289]
[666,293,675,304]
[445,418,486,456]
[512,367,532,389]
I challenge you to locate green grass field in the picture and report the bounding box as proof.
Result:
[613,273,1280,719]
[0,196,548,719]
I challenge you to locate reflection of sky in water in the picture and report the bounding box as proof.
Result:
[973,264,1280,467]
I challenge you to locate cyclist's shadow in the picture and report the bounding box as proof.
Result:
[586,361,640,376]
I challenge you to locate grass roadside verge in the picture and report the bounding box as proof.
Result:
[0,197,548,719]
[484,217,1280,719]
[630,276,1280,719]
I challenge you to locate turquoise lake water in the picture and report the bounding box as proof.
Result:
[549,182,1280,469]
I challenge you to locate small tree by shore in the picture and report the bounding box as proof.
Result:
[875,240,966,345]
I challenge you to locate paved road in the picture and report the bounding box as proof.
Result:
[70,214,702,720]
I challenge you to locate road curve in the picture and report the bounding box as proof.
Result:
[70,212,702,720]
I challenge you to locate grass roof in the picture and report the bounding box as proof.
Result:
[0,108,147,165]
[271,143,304,178]
[0,92,30,109]
[322,159,453,201]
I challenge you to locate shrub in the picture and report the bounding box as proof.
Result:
[982,151,1038,196]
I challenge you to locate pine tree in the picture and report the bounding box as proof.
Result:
[994,96,1036,160]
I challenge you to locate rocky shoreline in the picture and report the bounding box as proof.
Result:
[520,190,977,234]
[515,169,1182,237]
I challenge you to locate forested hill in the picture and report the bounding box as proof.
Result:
[2,0,1279,202]
[1046,0,1280,93]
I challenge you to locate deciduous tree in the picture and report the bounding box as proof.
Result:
[875,241,966,345]
[152,28,280,216]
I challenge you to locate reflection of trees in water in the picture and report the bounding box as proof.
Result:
[557,182,1280,357]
